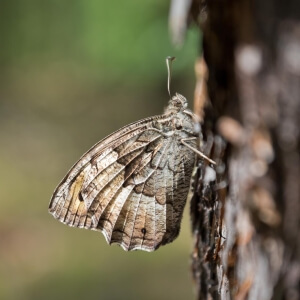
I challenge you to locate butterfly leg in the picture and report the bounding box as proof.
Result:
[180,137,216,165]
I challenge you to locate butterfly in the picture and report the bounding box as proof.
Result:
[49,58,215,252]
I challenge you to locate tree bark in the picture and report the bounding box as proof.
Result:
[170,0,300,299]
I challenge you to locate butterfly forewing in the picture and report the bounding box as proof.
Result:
[49,94,197,252]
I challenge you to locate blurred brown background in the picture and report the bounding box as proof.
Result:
[0,1,200,299]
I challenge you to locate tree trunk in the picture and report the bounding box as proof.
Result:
[170,0,300,299]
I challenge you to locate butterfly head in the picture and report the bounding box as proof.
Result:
[166,93,188,113]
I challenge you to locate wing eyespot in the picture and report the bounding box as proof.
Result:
[78,192,84,202]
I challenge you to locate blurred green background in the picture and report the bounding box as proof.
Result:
[0,1,200,299]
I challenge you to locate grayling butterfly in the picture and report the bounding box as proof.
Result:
[49,57,214,251]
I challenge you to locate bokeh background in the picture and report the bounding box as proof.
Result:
[0,1,200,299]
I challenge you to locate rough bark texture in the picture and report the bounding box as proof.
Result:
[171,0,300,299]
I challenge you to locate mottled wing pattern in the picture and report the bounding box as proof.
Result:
[49,112,196,251]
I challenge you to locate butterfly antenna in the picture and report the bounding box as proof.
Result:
[166,56,176,98]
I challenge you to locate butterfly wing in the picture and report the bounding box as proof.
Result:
[49,114,196,251]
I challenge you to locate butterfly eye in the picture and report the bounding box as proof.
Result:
[168,99,181,108]
[169,94,188,109]
[141,228,147,234]
[176,124,183,130]
[174,100,182,106]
